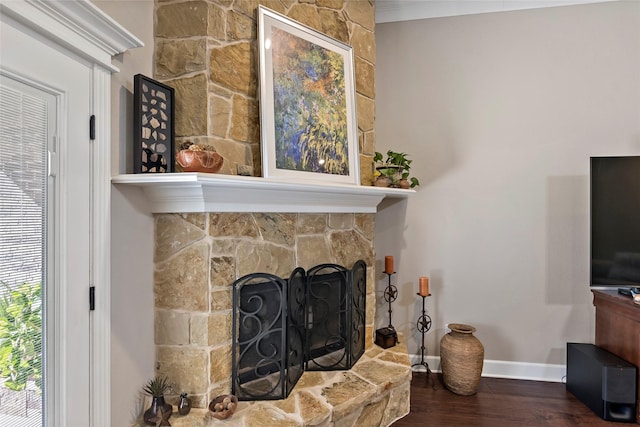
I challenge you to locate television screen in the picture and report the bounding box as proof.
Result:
[591,156,640,287]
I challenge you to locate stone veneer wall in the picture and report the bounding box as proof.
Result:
[154,212,376,407]
[154,0,376,184]
[148,2,401,423]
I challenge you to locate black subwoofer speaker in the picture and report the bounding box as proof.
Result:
[566,342,637,423]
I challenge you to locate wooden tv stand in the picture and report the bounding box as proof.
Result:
[592,289,640,424]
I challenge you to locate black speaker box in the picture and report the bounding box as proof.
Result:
[566,343,637,423]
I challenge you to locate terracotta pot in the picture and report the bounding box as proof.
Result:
[376,165,402,184]
[176,149,223,173]
[398,178,411,189]
[440,323,484,395]
[374,176,392,187]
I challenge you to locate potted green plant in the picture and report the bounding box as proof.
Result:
[143,376,173,426]
[373,150,420,188]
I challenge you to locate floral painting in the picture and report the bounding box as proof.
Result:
[258,6,359,185]
[271,28,348,176]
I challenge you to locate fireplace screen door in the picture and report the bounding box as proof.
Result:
[232,260,366,401]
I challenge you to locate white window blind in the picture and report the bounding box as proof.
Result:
[0,81,47,425]
[1,84,47,286]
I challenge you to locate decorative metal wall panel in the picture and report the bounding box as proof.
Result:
[133,74,174,173]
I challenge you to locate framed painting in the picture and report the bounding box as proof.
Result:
[133,74,175,173]
[258,6,359,185]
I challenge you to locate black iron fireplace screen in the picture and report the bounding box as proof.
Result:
[231,260,366,401]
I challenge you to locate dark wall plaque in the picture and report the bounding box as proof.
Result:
[133,74,174,173]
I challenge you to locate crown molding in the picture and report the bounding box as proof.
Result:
[375,0,617,23]
[0,0,143,72]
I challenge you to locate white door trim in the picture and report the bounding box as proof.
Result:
[0,2,142,426]
[90,63,115,427]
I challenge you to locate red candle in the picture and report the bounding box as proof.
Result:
[419,277,430,296]
[384,256,394,274]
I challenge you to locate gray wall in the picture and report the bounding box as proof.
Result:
[375,1,640,371]
[92,1,155,426]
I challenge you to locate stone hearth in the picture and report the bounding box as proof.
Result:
[134,337,410,427]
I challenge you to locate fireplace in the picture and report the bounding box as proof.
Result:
[115,0,415,424]
[130,211,412,426]
[232,261,366,400]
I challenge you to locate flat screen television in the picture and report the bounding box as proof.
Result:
[591,156,640,288]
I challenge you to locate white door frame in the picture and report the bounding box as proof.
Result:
[0,2,142,426]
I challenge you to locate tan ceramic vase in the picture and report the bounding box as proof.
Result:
[440,323,484,395]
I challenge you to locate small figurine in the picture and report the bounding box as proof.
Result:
[178,393,191,416]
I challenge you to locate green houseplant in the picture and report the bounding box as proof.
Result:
[374,150,420,188]
[143,376,173,426]
[0,282,42,393]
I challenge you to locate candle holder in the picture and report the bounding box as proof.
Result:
[383,272,398,329]
[412,293,436,388]
[375,271,399,348]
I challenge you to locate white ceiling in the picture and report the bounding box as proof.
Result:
[375,0,617,23]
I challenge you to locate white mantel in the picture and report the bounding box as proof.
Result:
[111,173,414,213]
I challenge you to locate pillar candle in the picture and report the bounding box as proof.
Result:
[419,276,430,296]
[384,256,394,274]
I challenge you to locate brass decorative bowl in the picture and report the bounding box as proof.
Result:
[176,149,223,173]
[208,394,238,420]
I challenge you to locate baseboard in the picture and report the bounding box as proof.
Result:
[409,355,566,383]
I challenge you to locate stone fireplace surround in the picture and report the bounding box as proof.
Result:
[110,178,415,427]
[125,1,411,425]
[127,211,411,426]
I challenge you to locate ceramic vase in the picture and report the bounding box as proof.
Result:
[440,323,484,395]
[178,393,191,416]
[143,395,173,426]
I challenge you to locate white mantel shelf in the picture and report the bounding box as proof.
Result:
[111,173,414,213]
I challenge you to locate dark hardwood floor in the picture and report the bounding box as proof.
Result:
[393,372,630,426]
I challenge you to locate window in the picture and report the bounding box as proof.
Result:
[0,78,52,427]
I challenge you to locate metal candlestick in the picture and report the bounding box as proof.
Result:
[375,271,399,349]
[412,293,436,388]
[383,272,398,328]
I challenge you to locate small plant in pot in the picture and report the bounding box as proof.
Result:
[142,376,173,426]
[373,150,420,189]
